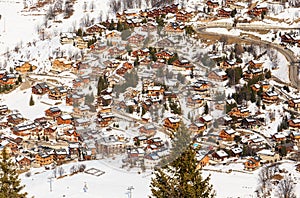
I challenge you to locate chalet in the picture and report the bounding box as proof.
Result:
[15,62,36,73]
[189,122,206,135]
[288,119,300,129]
[219,128,235,141]
[248,4,268,17]
[155,50,174,60]
[107,47,127,58]
[220,60,236,69]
[15,155,32,169]
[176,10,193,22]
[45,107,62,118]
[147,137,163,147]
[133,136,148,146]
[206,0,219,9]
[7,113,24,125]
[147,86,164,96]
[0,73,17,85]
[139,124,157,137]
[243,68,263,79]
[131,48,150,58]
[127,34,145,46]
[251,84,260,92]
[164,116,180,131]
[97,113,114,127]
[96,135,127,156]
[187,94,204,107]
[244,156,260,170]
[141,22,157,32]
[199,115,213,125]
[151,60,165,68]
[144,153,160,168]
[248,60,263,69]
[288,98,300,111]
[32,82,49,95]
[35,153,54,166]
[291,131,300,143]
[57,114,73,125]
[218,8,232,17]
[256,149,280,163]
[55,148,68,163]
[196,151,210,169]
[61,130,80,142]
[60,32,75,45]
[208,70,228,81]
[228,107,250,118]
[272,132,287,142]
[241,117,257,129]
[164,22,184,35]
[12,121,39,138]
[74,36,88,49]
[260,81,270,92]
[155,38,175,49]
[212,150,228,161]
[128,148,145,159]
[191,80,210,93]
[262,90,278,104]
[0,105,9,115]
[172,59,194,71]
[230,147,243,157]
[52,58,74,71]
[73,105,91,118]
[48,86,68,100]
[85,24,106,35]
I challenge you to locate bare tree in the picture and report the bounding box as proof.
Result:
[83,1,87,12]
[53,168,57,178]
[275,175,296,198]
[257,165,278,197]
[58,167,65,177]
[109,0,121,14]
[98,10,103,22]
[90,1,95,12]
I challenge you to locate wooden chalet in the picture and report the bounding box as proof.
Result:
[176,10,193,22]
[206,0,219,8]
[219,128,235,141]
[48,86,68,100]
[244,156,260,170]
[139,124,157,137]
[32,82,49,95]
[155,50,174,60]
[247,4,268,17]
[85,24,106,35]
[228,107,250,118]
[208,70,228,81]
[97,113,114,127]
[62,130,80,142]
[288,98,300,111]
[131,48,149,58]
[147,86,164,96]
[172,59,194,71]
[45,106,62,118]
[35,153,54,166]
[262,90,278,104]
[248,60,263,69]
[196,152,210,169]
[15,155,32,169]
[57,114,73,125]
[127,34,145,46]
[155,38,175,49]
[212,150,228,161]
[164,23,184,35]
[272,132,287,142]
[0,105,9,115]
[15,62,36,73]
[218,8,232,17]
[230,147,243,157]
[290,131,300,143]
[189,122,206,135]
[220,60,236,69]
[164,117,180,131]
[187,94,204,107]
[0,73,17,85]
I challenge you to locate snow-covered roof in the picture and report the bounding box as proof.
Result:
[216,150,228,158]
[257,149,275,156]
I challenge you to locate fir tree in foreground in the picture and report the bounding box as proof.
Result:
[150,125,215,198]
[0,148,27,198]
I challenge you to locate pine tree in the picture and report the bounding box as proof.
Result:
[0,148,27,198]
[29,95,34,106]
[150,125,215,198]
